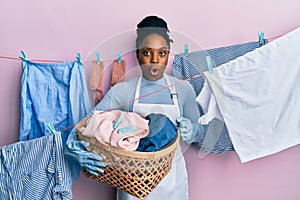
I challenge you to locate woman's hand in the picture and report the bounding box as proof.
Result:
[64,132,106,176]
[176,117,201,144]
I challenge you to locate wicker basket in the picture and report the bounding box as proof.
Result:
[76,118,179,199]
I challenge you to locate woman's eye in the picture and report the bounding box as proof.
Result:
[143,51,151,56]
[159,51,166,56]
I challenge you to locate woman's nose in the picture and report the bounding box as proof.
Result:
[150,52,159,63]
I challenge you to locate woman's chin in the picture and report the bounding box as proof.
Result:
[145,74,163,81]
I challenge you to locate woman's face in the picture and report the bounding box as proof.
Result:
[138,33,169,81]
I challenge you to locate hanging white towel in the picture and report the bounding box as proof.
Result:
[196,80,224,124]
[200,27,300,163]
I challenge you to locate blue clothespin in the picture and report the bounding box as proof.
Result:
[117,126,137,135]
[96,51,101,64]
[113,115,123,130]
[184,44,188,56]
[117,50,121,64]
[76,53,82,65]
[19,50,28,61]
[46,121,56,135]
[258,31,268,46]
[206,56,214,74]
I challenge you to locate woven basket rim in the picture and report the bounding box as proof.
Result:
[76,117,180,159]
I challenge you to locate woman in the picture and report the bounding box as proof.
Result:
[65,15,204,200]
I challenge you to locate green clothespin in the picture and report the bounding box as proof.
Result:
[206,56,214,74]
[184,44,188,56]
[117,50,121,64]
[76,53,82,65]
[19,50,28,61]
[117,126,137,135]
[258,31,268,46]
[113,115,123,129]
[46,121,56,135]
[96,51,101,64]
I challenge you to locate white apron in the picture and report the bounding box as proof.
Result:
[117,75,188,200]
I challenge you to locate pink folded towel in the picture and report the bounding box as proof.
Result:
[82,110,149,151]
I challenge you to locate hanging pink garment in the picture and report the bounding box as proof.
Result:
[82,110,149,151]
[89,60,105,105]
[110,59,126,88]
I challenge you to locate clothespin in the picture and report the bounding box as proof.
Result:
[76,53,82,65]
[113,115,123,130]
[184,44,188,56]
[117,50,121,64]
[19,50,28,61]
[206,56,214,74]
[46,121,56,135]
[96,51,101,64]
[258,31,268,46]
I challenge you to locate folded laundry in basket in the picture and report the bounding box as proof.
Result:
[82,110,149,151]
[137,113,177,152]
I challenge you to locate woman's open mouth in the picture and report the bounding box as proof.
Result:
[150,68,159,76]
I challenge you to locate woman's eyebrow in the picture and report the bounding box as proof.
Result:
[154,46,168,49]
[140,46,168,50]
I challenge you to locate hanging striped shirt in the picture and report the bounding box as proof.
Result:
[0,132,74,200]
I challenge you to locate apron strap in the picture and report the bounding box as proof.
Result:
[132,77,142,112]
[164,75,179,107]
[133,75,179,106]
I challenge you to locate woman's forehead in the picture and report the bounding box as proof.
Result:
[140,34,169,49]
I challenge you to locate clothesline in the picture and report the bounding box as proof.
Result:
[60,73,204,133]
[0,54,179,64]
[4,33,284,133]
[0,34,283,64]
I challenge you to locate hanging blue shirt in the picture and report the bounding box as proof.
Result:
[19,59,92,144]
[0,133,74,199]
